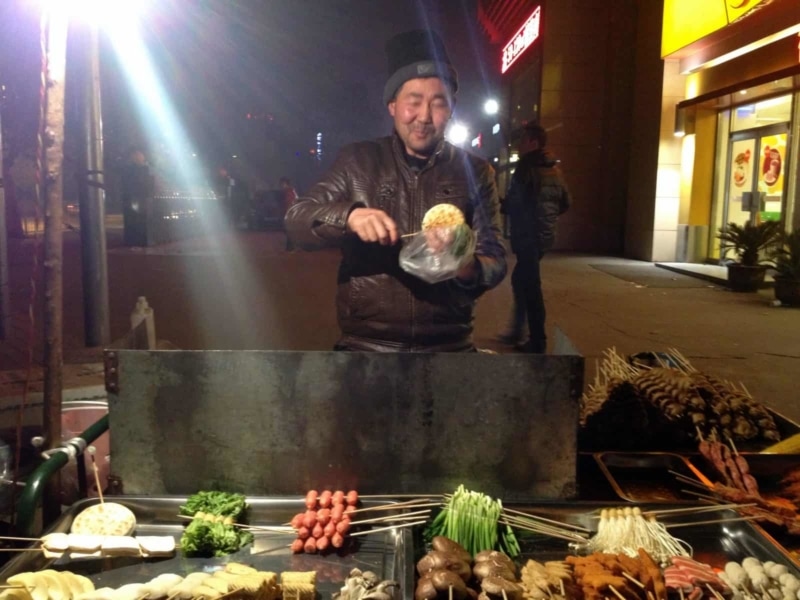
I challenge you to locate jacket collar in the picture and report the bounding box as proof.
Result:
[391,130,447,171]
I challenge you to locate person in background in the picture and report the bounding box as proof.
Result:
[280,176,298,250]
[497,123,570,354]
[120,147,154,246]
[285,29,506,352]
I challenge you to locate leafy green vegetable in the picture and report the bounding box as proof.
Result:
[423,485,519,558]
[179,491,248,520]
[180,519,253,557]
[451,224,472,258]
[179,491,252,557]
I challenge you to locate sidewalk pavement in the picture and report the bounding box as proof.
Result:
[2,226,799,426]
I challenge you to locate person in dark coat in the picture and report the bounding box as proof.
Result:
[498,124,570,353]
[285,30,506,352]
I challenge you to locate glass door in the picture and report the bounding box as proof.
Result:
[716,124,789,260]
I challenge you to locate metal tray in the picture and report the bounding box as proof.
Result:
[686,453,800,561]
[506,502,800,574]
[0,496,414,599]
[594,452,712,503]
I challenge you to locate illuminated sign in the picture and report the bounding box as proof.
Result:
[662,0,765,57]
[501,6,541,74]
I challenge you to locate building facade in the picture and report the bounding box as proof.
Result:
[477,0,645,253]
[659,0,800,263]
[478,0,800,262]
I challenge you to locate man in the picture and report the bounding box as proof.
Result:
[285,30,506,352]
[498,124,570,353]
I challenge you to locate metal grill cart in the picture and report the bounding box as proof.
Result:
[5,337,800,599]
[103,346,583,498]
[3,337,582,587]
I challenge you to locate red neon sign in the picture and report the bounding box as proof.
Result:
[501,6,541,74]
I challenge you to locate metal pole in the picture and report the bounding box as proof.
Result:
[42,8,69,525]
[0,108,9,340]
[78,24,110,346]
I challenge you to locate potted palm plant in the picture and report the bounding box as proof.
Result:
[770,229,800,305]
[717,221,782,292]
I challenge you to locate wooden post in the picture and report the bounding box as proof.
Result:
[41,7,69,525]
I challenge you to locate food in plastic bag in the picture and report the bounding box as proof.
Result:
[421,203,466,229]
[399,204,475,283]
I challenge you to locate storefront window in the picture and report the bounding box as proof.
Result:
[709,93,795,260]
[731,94,792,132]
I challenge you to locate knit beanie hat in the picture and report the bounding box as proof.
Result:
[383,30,459,105]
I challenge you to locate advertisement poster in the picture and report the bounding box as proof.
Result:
[758,133,786,191]
[757,133,786,221]
[727,138,755,225]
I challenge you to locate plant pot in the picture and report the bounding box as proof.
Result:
[726,264,767,292]
[774,277,800,305]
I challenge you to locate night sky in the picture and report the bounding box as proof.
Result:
[0,0,502,194]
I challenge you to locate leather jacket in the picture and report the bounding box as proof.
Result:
[504,149,570,256]
[285,133,507,351]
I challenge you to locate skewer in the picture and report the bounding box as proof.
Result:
[502,506,591,532]
[359,494,444,499]
[450,585,455,600]
[499,515,587,542]
[706,584,725,600]
[347,500,440,514]
[622,573,645,589]
[0,536,42,543]
[497,519,586,543]
[500,589,507,600]
[607,585,626,600]
[347,519,427,537]
[0,548,43,552]
[498,513,586,539]
[643,502,757,517]
[665,515,760,529]
[239,526,295,534]
[667,469,709,490]
[678,587,685,600]
[88,446,104,505]
[350,509,431,526]
[680,489,728,504]
[726,435,739,456]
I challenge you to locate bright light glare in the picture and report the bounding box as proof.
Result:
[42,0,150,27]
[484,99,499,115]
[447,122,469,145]
[107,12,209,195]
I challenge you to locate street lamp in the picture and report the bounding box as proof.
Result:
[447,122,469,146]
[483,99,499,116]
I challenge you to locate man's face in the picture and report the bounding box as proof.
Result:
[388,77,453,159]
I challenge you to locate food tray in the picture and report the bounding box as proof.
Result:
[593,452,712,503]
[685,453,800,562]
[0,496,414,599]
[506,502,800,574]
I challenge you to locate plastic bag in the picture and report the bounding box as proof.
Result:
[399,223,476,283]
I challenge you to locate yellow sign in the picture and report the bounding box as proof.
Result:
[662,0,766,57]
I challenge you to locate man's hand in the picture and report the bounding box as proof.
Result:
[456,257,478,282]
[346,208,398,245]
